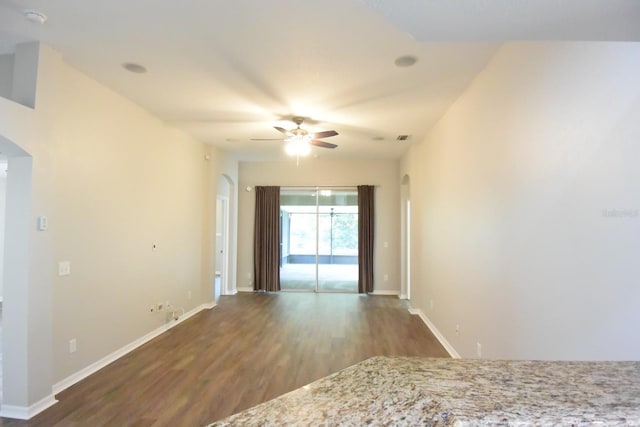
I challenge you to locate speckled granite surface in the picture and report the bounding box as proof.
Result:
[208,356,640,426]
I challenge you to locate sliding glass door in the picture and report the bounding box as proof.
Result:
[280,188,358,293]
[280,190,317,291]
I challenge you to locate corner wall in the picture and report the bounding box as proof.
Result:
[0,159,6,300]
[0,42,220,412]
[403,42,640,360]
[0,54,13,100]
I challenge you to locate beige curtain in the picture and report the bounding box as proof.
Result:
[254,186,281,292]
[358,185,374,294]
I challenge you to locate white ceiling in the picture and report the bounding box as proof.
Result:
[0,0,638,161]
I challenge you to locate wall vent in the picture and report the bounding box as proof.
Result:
[396,135,410,141]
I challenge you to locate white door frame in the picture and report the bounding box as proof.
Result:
[216,196,230,296]
[405,199,411,300]
[400,175,411,300]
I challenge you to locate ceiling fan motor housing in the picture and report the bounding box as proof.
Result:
[290,127,308,137]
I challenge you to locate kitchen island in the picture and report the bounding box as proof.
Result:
[208,356,640,426]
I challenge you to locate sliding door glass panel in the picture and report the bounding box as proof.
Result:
[317,189,358,292]
[280,190,317,291]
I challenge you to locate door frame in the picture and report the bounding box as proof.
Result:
[280,186,358,293]
[215,196,230,296]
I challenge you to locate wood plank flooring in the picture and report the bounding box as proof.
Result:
[1,292,449,427]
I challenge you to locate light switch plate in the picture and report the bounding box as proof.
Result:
[58,261,71,276]
[37,216,48,231]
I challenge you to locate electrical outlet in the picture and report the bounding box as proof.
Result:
[477,342,482,358]
[383,274,389,282]
[69,338,77,353]
[187,290,192,300]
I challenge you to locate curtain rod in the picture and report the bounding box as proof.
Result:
[279,185,378,189]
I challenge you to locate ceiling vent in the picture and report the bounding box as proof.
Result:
[396,135,410,141]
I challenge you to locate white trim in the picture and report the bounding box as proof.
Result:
[237,286,254,292]
[52,302,215,395]
[399,294,408,300]
[408,307,461,359]
[0,394,58,420]
[370,290,399,296]
[216,195,231,296]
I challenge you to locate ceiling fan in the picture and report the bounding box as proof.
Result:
[251,117,339,152]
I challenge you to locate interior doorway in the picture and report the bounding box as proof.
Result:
[0,157,6,403]
[0,135,35,414]
[214,196,229,301]
[405,200,411,300]
[280,187,358,293]
[401,175,411,300]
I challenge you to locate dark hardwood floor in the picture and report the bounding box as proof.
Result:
[1,292,448,427]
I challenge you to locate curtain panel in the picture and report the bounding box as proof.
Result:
[253,186,281,292]
[357,185,375,294]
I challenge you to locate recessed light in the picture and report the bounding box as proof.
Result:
[23,9,47,24]
[122,62,147,74]
[394,55,418,68]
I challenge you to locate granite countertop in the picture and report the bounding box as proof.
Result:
[208,356,640,426]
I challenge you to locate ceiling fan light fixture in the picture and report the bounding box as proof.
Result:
[285,135,311,156]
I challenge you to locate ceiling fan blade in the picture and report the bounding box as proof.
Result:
[311,130,338,139]
[310,140,338,149]
[274,126,290,135]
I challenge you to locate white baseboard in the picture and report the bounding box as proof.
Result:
[237,286,254,292]
[399,294,408,300]
[0,394,58,420]
[53,302,216,396]
[370,290,399,296]
[408,307,461,359]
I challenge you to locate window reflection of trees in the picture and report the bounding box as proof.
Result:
[289,212,358,256]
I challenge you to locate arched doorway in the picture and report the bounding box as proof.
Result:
[215,174,235,297]
[0,135,44,416]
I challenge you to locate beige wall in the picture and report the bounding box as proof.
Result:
[238,159,400,292]
[402,42,640,360]
[0,43,223,408]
